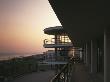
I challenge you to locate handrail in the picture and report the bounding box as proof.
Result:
[44,38,73,45]
[50,57,74,82]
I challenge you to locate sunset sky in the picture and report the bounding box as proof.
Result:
[0,0,61,54]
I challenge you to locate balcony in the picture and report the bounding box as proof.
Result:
[50,57,104,82]
[50,57,74,82]
[43,38,73,48]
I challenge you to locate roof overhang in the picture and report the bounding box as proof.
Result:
[44,26,66,35]
[48,0,110,46]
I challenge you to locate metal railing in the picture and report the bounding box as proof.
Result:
[44,38,55,44]
[44,38,72,45]
[50,57,74,82]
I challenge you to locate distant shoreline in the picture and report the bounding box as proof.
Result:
[0,53,37,61]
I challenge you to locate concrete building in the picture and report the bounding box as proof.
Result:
[43,26,74,75]
[46,0,110,82]
[43,26,73,62]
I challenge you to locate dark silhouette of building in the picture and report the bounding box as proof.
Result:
[46,0,110,82]
[43,26,74,75]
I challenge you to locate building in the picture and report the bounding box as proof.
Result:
[46,0,110,82]
[43,26,74,74]
[43,26,73,62]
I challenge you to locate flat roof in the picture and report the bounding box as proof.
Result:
[44,26,66,35]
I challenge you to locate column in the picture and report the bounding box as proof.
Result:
[91,40,97,73]
[86,42,91,69]
[55,34,58,60]
[104,28,110,82]
[83,44,86,64]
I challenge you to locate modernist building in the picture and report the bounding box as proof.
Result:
[46,0,110,82]
[43,26,73,61]
[43,26,74,75]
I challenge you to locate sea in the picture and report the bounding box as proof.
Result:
[0,53,36,61]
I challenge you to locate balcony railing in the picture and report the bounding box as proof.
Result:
[44,38,73,47]
[44,38,55,44]
[50,57,74,82]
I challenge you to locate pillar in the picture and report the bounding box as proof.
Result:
[86,42,91,69]
[91,40,97,73]
[55,34,58,60]
[83,44,86,64]
[104,28,110,82]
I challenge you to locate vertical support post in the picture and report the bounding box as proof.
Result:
[104,28,110,82]
[64,70,66,82]
[91,40,97,73]
[55,34,58,60]
[86,43,88,65]
[67,64,69,82]
[86,42,91,68]
[83,44,86,64]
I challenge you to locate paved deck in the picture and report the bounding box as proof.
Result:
[13,70,55,82]
[70,63,104,82]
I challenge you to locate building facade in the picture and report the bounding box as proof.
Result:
[47,0,110,82]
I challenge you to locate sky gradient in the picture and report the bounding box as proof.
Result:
[0,0,61,54]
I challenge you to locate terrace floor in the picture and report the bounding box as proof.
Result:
[13,70,55,82]
[70,63,104,82]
